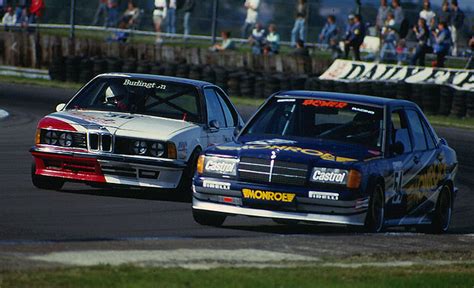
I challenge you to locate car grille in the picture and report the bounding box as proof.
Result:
[88,132,113,152]
[238,157,308,186]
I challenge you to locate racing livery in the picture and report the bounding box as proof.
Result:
[192,91,458,233]
[30,74,243,192]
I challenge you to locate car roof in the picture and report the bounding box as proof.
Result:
[275,90,415,108]
[97,73,213,88]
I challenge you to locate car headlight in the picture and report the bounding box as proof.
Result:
[59,132,73,147]
[133,140,148,155]
[310,167,349,185]
[150,142,165,157]
[44,131,59,145]
[200,156,238,176]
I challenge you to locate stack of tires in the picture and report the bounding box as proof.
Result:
[189,65,202,80]
[163,62,177,76]
[290,74,307,90]
[214,66,229,92]
[264,74,280,96]
[228,71,243,97]
[466,91,474,118]
[49,57,66,82]
[358,82,372,96]
[202,65,216,84]
[79,58,94,83]
[438,86,453,116]
[396,81,410,100]
[421,84,440,115]
[65,56,81,83]
[106,57,123,73]
[254,73,265,98]
[92,57,107,76]
[304,77,320,91]
[136,60,151,74]
[450,90,466,117]
[410,84,424,110]
[240,71,255,98]
[176,63,190,78]
[150,62,164,75]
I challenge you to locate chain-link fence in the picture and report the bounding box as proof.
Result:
[9,1,467,44]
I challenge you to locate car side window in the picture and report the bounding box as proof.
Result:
[421,117,437,150]
[204,88,226,128]
[406,109,428,151]
[214,89,237,128]
[391,109,413,153]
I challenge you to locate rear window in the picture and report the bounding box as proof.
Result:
[241,98,384,150]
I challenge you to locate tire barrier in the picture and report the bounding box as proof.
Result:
[214,66,229,92]
[264,74,281,96]
[122,58,137,73]
[450,90,466,118]
[202,65,216,84]
[150,62,164,75]
[228,71,243,97]
[65,56,81,83]
[106,57,123,73]
[188,65,202,80]
[439,86,454,116]
[319,79,335,92]
[79,58,94,84]
[396,81,410,100]
[304,77,320,91]
[422,84,440,115]
[240,71,255,98]
[289,75,307,90]
[48,57,65,82]
[358,82,372,96]
[136,60,151,74]
[347,82,359,95]
[92,57,107,76]
[163,62,177,77]
[176,63,190,79]
[383,83,398,99]
[410,84,424,110]
[467,92,474,118]
[254,73,265,99]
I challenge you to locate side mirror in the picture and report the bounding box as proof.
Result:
[439,138,448,146]
[390,141,405,156]
[56,103,66,112]
[209,120,220,132]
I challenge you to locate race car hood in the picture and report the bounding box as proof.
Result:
[47,110,198,140]
[206,135,383,166]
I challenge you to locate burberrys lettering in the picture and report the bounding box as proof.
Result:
[320,60,473,92]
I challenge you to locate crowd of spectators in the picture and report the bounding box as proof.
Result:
[1,0,42,31]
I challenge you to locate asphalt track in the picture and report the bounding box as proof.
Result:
[0,82,473,262]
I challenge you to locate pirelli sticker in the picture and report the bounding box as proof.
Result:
[242,188,296,203]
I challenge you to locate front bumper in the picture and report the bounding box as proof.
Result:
[192,176,368,226]
[31,146,187,189]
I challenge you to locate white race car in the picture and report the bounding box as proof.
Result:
[30,74,243,193]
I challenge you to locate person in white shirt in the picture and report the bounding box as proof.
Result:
[153,0,167,44]
[2,6,16,27]
[419,1,436,27]
[241,0,260,38]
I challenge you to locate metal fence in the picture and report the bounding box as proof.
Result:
[34,0,473,45]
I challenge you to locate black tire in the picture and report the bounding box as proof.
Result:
[364,183,385,233]
[429,185,452,234]
[31,162,64,191]
[176,148,201,197]
[192,209,226,226]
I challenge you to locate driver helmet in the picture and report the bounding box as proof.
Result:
[104,84,126,104]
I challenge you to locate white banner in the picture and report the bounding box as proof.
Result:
[319,60,473,92]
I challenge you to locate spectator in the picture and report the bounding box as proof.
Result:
[181,0,195,38]
[248,23,265,55]
[166,0,176,34]
[153,0,167,44]
[108,21,129,42]
[292,39,309,57]
[29,0,44,22]
[265,24,280,54]
[410,18,430,66]
[121,1,140,29]
[376,0,391,35]
[241,0,260,38]
[1,6,16,28]
[465,36,474,69]
[432,21,451,67]
[380,14,398,62]
[92,0,107,26]
[438,1,451,24]
[319,15,338,45]
[419,1,436,26]
[396,39,408,65]
[17,6,33,29]
[291,0,309,47]
[211,31,235,52]
[106,0,119,27]
[450,0,464,56]
[344,14,365,61]
[391,0,404,32]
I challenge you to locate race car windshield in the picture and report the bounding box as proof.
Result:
[65,77,203,123]
[242,98,384,150]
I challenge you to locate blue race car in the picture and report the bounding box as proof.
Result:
[192,91,458,233]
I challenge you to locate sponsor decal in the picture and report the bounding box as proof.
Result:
[204,158,237,175]
[311,168,348,184]
[246,139,297,145]
[215,145,356,162]
[277,99,296,102]
[351,107,375,115]
[309,191,339,201]
[302,99,348,109]
[242,188,296,202]
[203,180,231,190]
[123,79,166,90]
[319,59,473,92]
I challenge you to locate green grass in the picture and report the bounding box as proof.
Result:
[1,264,474,288]
[0,75,82,90]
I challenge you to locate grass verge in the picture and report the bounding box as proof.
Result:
[1,264,474,288]
[0,75,472,130]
